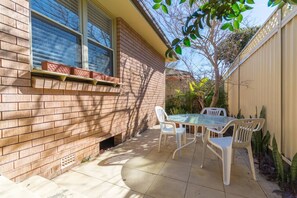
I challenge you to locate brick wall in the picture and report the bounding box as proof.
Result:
[0,0,165,182]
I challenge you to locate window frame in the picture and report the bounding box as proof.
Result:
[29,0,116,77]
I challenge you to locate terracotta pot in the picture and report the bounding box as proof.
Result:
[90,71,105,81]
[41,61,71,74]
[71,67,90,78]
[105,76,120,83]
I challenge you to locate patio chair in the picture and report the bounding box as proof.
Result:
[199,107,227,139]
[200,118,265,185]
[154,106,186,155]
[200,107,227,116]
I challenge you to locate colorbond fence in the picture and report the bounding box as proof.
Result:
[224,4,297,161]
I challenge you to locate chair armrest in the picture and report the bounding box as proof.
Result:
[163,121,177,128]
[207,128,222,134]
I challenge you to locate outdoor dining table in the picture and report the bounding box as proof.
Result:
[167,114,235,159]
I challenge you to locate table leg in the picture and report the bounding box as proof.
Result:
[172,127,198,159]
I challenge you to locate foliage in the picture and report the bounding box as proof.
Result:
[272,136,285,183]
[217,26,260,66]
[233,105,297,195]
[251,106,270,158]
[152,0,297,57]
[166,78,228,114]
[204,83,228,109]
[291,154,297,184]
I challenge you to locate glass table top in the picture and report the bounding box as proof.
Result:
[167,114,235,127]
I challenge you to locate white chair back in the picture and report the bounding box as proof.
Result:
[223,118,265,147]
[155,106,168,123]
[201,107,227,116]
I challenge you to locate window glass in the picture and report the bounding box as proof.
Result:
[88,2,112,48]
[88,41,113,76]
[32,16,82,68]
[31,0,80,31]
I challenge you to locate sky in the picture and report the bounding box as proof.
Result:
[243,1,275,26]
[146,0,276,75]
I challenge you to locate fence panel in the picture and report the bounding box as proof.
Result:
[225,4,297,160]
[281,16,297,159]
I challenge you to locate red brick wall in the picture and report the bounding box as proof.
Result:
[0,0,165,182]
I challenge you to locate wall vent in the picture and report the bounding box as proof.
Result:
[61,154,76,169]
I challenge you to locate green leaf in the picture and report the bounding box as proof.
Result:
[152,3,161,9]
[237,14,243,23]
[153,0,162,3]
[161,4,169,14]
[172,38,181,46]
[165,0,171,6]
[246,0,255,4]
[234,20,240,29]
[291,153,297,183]
[175,45,182,55]
[232,3,240,12]
[190,33,197,40]
[189,0,196,7]
[244,5,253,10]
[183,37,191,47]
[228,24,234,31]
[180,0,186,4]
[221,23,231,30]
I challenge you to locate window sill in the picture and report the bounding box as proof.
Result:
[31,69,122,93]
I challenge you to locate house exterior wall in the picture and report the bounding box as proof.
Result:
[0,0,165,182]
[225,6,297,160]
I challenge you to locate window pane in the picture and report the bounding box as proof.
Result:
[31,0,79,31]
[32,15,82,68]
[88,2,112,48]
[88,41,113,76]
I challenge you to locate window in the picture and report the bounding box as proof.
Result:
[31,0,114,76]
[87,1,113,76]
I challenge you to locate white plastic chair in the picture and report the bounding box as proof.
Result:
[200,118,265,185]
[199,107,227,138]
[155,106,186,157]
[200,107,227,116]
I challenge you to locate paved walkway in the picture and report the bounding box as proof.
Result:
[53,126,280,198]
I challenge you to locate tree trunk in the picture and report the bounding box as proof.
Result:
[210,65,220,107]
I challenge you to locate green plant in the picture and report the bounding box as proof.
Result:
[169,107,186,115]
[251,106,270,157]
[291,153,297,184]
[236,109,244,119]
[272,136,285,184]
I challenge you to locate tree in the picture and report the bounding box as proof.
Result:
[152,0,296,56]
[148,0,232,106]
[218,26,259,66]
[151,0,296,106]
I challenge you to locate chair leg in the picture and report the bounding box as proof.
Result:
[232,149,235,164]
[164,135,168,145]
[200,139,208,168]
[222,147,232,185]
[158,133,162,152]
[247,145,257,181]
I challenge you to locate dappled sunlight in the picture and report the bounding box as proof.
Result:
[50,127,279,197]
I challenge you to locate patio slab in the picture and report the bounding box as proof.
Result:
[52,126,281,198]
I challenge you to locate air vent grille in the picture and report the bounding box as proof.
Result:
[61,154,75,169]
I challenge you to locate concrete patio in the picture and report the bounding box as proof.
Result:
[47,126,280,198]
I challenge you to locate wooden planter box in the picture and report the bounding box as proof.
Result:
[105,76,120,83]
[41,61,71,74]
[90,71,105,81]
[71,67,90,78]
